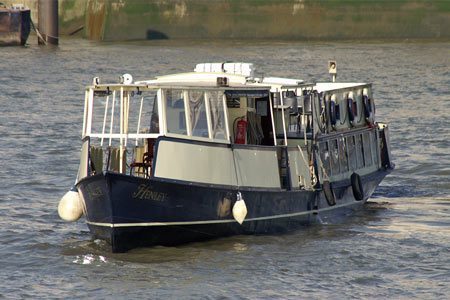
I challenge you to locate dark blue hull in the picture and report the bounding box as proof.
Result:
[77,169,391,252]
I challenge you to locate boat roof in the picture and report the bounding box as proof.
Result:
[87,62,368,92]
[137,72,249,85]
[134,71,311,90]
[90,72,274,92]
[88,81,273,93]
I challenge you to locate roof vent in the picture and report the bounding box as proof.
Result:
[195,62,255,77]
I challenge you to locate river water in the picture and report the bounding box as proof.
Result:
[1,39,449,299]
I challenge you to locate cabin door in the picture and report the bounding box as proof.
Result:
[256,97,274,146]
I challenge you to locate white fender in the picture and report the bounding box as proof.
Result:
[58,187,83,222]
[232,192,247,225]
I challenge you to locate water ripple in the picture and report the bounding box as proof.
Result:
[0,40,449,299]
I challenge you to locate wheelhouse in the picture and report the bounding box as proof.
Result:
[77,64,391,193]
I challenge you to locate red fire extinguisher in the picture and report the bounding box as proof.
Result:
[235,119,247,144]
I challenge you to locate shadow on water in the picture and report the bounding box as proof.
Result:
[1,39,450,299]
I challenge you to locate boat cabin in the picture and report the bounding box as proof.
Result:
[78,63,390,192]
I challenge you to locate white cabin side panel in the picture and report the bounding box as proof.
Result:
[233,148,281,188]
[154,140,281,188]
[154,141,238,186]
[288,149,312,189]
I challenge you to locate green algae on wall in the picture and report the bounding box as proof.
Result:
[59,0,87,35]
[81,0,450,41]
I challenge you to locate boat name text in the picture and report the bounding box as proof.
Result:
[133,184,167,202]
[86,185,103,200]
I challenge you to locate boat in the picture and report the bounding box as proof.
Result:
[0,3,30,46]
[58,62,394,252]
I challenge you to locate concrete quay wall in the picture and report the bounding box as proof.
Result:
[3,0,450,40]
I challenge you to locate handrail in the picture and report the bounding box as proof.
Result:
[109,91,116,147]
[100,94,110,147]
[269,91,277,146]
[89,133,161,139]
[279,90,288,146]
[318,83,371,95]
[136,95,144,146]
[119,87,124,173]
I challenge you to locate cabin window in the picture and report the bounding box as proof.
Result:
[338,137,349,172]
[363,132,373,166]
[88,89,158,141]
[165,89,187,135]
[91,93,110,134]
[330,139,340,176]
[256,100,268,117]
[347,136,358,170]
[207,91,227,140]
[149,94,159,133]
[336,104,340,122]
[163,89,228,141]
[319,141,331,177]
[124,91,158,136]
[371,130,378,166]
[227,97,240,108]
[187,90,209,138]
[287,114,299,134]
[355,134,364,169]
